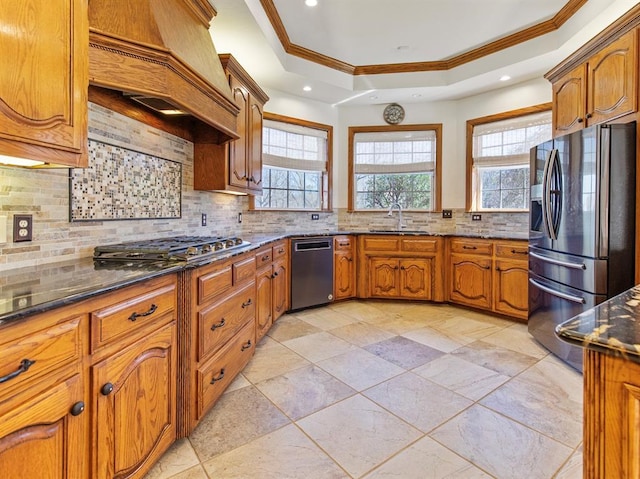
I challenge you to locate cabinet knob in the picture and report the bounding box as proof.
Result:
[586,113,592,119]
[70,401,85,416]
[271,271,279,279]
[577,117,584,123]
[101,383,114,396]
[394,266,399,270]
[400,266,406,270]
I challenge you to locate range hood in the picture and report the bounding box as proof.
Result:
[88,0,239,143]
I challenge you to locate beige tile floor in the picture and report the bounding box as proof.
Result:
[145,300,583,479]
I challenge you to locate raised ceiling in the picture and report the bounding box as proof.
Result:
[209,0,636,105]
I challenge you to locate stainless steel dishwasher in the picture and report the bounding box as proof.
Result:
[290,237,334,311]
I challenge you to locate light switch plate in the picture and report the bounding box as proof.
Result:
[13,214,33,242]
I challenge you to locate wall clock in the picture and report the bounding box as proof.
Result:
[383,103,405,124]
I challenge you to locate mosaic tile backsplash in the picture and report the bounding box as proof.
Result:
[70,141,182,221]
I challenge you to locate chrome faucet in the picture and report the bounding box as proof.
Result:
[387,202,405,230]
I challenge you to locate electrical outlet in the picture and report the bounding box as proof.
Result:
[442,209,452,219]
[472,214,482,221]
[311,213,320,220]
[201,213,207,226]
[238,212,243,223]
[13,214,33,242]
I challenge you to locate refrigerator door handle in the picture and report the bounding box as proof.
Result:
[540,149,553,239]
[529,278,586,304]
[529,251,587,270]
[544,149,559,240]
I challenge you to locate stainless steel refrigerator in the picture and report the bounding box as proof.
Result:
[528,122,636,371]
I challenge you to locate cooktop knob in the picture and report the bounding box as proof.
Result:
[186,246,199,255]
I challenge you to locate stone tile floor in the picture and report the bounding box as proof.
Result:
[145,300,583,479]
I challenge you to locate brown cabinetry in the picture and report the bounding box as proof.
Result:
[448,238,528,320]
[194,54,269,194]
[358,235,444,302]
[89,274,178,479]
[0,0,88,167]
[549,28,638,137]
[334,235,356,300]
[255,240,289,341]
[0,311,87,478]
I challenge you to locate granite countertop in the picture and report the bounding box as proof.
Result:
[556,285,640,362]
[0,230,527,325]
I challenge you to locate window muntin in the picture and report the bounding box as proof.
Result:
[257,116,331,210]
[469,109,552,211]
[350,126,441,211]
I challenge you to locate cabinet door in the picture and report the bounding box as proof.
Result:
[93,323,176,479]
[369,257,399,298]
[334,251,355,300]
[588,29,638,126]
[272,259,288,320]
[255,266,273,341]
[248,98,264,191]
[552,64,587,137]
[228,75,249,189]
[0,0,88,166]
[494,259,529,319]
[0,374,86,478]
[400,258,432,300]
[449,254,492,309]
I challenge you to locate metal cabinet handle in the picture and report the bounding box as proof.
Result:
[586,113,592,119]
[128,303,157,322]
[241,340,252,351]
[70,401,85,416]
[242,299,253,308]
[210,369,225,383]
[101,382,114,396]
[0,359,35,384]
[577,118,584,123]
[510,249,527,255]
[211,318,226,330]
[262,255,270,262]
[462,245,477,250]
[271,271,279,279]
[278,248,285,254]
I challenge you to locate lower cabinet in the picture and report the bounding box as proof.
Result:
[255,240,289,342]
[369,257,433,300]
[334,235,356,300]
[448,238,529,320]
[256,261,274,341]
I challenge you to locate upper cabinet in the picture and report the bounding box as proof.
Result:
[548,23,638,137]
[194,54,269,195]
[0,0,88,167]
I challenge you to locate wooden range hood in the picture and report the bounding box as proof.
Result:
[88,0,239,143]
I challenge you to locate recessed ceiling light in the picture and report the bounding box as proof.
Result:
[303,85,312,92]
[500,75,511,82]
[305,0,318,6]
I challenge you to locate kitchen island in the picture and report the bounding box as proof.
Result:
[556,286,640,479]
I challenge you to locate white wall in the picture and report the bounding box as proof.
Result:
[264,77,551,210]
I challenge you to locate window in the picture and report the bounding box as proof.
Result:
[467,105,552,211]
[349,125,442,211]
[255,114,332,210]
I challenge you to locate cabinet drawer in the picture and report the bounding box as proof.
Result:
[334,235,353,251]
[233,255,256,284]
[199,281,256,361]
[198,263,233,305]
[272,241,288,260]
[255,248,273,268]
[495,242,528,259]
[0,316,81,395]
[450,239,492,255]
[197,321,255,417]
[91,283,175,350]
[401,237,439,252]
[362,236,400,251]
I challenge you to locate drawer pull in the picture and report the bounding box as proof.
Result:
[462,245,477,250]
[70,401,85,416]
[278,248,285,254]
[211,318,226,330]
[210,369,225,384]
[101,383,114,396]
[241,340,252,351]
[339,242,350,247]
[262,255,270,262]
[0,358,35,384]
[511,249,527,255]
[242,299,253,308]
[128,303,158,322]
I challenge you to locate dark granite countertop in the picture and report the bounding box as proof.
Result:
[556,285,640,362]
[0,230,527,325]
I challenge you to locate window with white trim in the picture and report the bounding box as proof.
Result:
[350,125,441,211]
[256,117,331,210]
[470,109,552,211]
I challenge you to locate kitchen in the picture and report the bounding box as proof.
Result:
[0,0,639,478]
